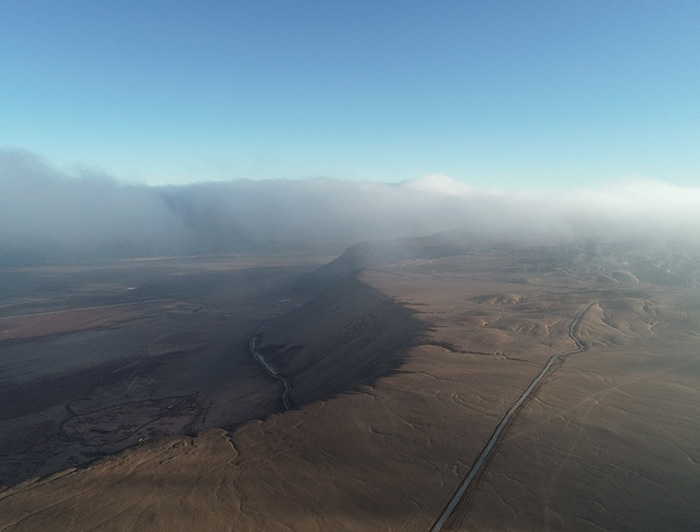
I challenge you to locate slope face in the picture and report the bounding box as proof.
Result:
[299,234,468,290]
[257,274,422,405]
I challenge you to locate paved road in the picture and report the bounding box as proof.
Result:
[249,330,292,410]
[430,302,594,532]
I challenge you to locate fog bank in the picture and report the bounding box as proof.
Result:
[2,150,699,265]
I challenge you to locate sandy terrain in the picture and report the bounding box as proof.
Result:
[1,241,699,531]
[448,294,700,531]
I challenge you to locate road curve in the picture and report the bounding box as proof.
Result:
[249,329,292,410]
[430,302,595,532]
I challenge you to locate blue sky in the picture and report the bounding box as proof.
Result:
[1,1,698,188]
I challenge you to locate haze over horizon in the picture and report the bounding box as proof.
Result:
[1,1,698,188]
[2,3,699,263]
[2,148,700,266]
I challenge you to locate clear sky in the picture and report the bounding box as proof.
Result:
[1,1,698,188]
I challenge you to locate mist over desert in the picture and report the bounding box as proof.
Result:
[1,185,699,531]
[3,149,700,266]
[4,1,700,528]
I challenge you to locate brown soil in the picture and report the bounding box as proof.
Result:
[1,243,699,531]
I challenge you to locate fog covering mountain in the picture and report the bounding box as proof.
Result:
[2,149,700,265]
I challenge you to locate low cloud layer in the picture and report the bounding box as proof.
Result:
[1,150,699,265]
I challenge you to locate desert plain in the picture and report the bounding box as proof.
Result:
[1,238,699,531]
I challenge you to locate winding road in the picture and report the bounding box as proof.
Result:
[249,329,292,410]
[430,302,594,532]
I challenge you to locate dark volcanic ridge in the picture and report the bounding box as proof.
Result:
[256,235,700,409]
[256,274,424,406]
[298,234,468,291]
